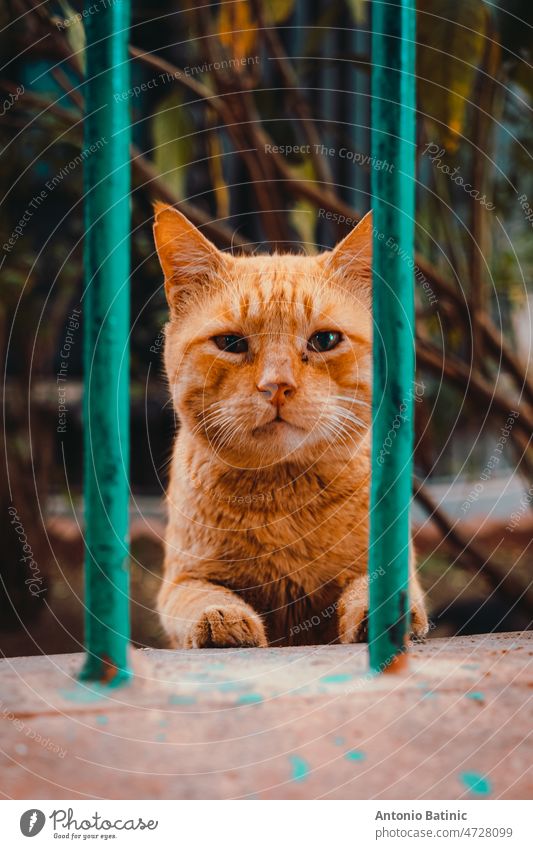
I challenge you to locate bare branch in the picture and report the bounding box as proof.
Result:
[414,477,533,616]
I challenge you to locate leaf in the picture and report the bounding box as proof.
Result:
[417,0,489,152]
[346,0,368,25]
[263,0,296,24]
[218,0,258,63]
[288,159,317,252]
[151,91,193,199]
[58,1,86,73]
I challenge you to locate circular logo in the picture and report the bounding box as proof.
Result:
[20,810,46,837]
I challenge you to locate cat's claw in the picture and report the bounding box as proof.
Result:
[185,604,268,649]
[339,603,429,644]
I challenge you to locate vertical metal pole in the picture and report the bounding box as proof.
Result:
[81,0,132,685]
[368,0,416,672]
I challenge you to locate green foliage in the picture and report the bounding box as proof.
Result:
[58,1,86,72]
[151,90,193,200]
[417,0,490,152]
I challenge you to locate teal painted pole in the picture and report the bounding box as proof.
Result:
[80,0,132,685]
[368,0,416,672]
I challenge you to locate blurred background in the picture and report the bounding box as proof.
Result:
[1,0,532,658]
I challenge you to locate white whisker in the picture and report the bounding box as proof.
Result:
[330,394,370,409]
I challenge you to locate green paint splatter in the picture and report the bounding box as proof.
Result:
[289,755,310,782]
[460,771,492,795]
[334,736,345,746]
[96,715,109,725]
[236,693,263,705]
[345,749,366,762]
[59,684,110,703]
[169,694,196,706]
[421,689,438,700]
[219,681,249,692]
[466,691,485,702]
[320,674,353,684]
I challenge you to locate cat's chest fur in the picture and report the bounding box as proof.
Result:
[165,434,369,643]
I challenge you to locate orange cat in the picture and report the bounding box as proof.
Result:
[153,203,428,648]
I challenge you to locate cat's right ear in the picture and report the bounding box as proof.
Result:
[318,210,372,300]
[153,203,227,315]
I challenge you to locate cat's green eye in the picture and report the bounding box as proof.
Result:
[213,334,248,354]
[307,330,342,353]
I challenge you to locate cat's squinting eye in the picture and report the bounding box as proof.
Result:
[213,334,248,354]
[307,331,342,353]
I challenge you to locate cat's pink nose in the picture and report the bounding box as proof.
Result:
[257,381,295,406]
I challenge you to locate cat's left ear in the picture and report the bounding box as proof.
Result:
[319,210,372,295]
[153,203,227,315]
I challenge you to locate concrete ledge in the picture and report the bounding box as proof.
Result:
[1,632,531,799]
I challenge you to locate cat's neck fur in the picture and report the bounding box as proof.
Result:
[173,428,369,508]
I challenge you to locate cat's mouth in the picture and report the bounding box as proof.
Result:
[251,414,305,436]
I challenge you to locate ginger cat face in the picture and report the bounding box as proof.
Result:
[153,204,428,649]
[154,203,372,469]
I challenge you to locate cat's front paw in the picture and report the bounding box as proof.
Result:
[338,597,368,643]
[410,599,429,641]
[185,604,268,648]
[338,594,429,644]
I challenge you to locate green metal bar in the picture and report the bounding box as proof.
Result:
[368,0,416,672]
[80,0,132,685]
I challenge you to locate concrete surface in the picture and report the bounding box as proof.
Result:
[0,632,531,799]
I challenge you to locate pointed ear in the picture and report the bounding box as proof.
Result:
[319,210,373,296]
[153,203,227,315]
